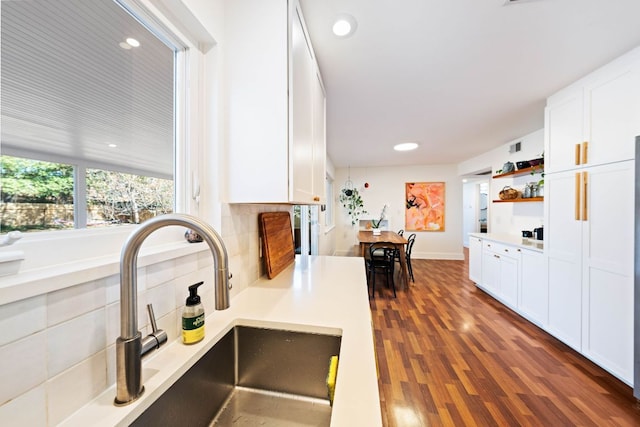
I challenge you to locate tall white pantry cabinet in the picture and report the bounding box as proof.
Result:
[544,46,640,385]
[224,0,326,204]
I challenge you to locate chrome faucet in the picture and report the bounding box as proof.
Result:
[114,214,230,406]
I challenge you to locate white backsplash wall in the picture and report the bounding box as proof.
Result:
[0,203,291,426]
[458,129,545,237]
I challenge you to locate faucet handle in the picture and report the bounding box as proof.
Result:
[141,304,168,357]
[147,304,160,333]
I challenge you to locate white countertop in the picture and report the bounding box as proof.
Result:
[470,232,544,252]
[61,255,382,427]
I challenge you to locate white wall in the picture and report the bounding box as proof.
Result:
[318,157,337,255]
[333,164,464,260]
[459,129,545,238]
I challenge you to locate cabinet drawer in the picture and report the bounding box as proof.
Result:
[483,241,521,259]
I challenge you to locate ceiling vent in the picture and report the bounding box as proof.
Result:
[504,0,540,4]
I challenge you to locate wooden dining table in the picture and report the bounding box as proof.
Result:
[358,230,409,288]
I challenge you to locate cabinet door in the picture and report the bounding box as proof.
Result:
[545,90,584,174]
[581,161,634,384]
[468,236,482,284]
[584,65,640,166]
[290,6,314,203]
[311,69,326,203]
[225,0,289,203]
[545,169,583,351]
[519,249,547,327]
[499,251,519,309]
[481,245,500,295]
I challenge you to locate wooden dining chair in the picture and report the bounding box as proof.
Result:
[405,233,416,282]
[366,242,397,298]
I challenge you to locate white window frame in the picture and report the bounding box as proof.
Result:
[0,0,217,299]
[324,172,335,231]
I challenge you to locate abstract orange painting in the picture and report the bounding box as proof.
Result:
[405,182,445,231]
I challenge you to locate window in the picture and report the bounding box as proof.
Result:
[0,0,216,276]
[324,173,334,228]
[1,0,176,233]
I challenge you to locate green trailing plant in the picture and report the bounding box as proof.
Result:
[339,187,367,225]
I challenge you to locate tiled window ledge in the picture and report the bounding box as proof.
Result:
[0,242,210,306]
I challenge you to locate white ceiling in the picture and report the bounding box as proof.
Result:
[299,0,640,168]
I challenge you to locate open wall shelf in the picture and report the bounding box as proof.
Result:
[493,165,543,179]
[493,197,544,203]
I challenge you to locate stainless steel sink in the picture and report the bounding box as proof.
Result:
[131,325,342,426]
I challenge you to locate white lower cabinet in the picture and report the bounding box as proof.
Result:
[498,247,519,309]
[518,249,548,328]
[468,236,482,284]
[580,161,634,384]
[469,230,632,386]
[480,240,520,310]
[546,160,634,384]
[480,242,500,295]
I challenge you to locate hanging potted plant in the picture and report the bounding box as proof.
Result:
[339,186,367,225]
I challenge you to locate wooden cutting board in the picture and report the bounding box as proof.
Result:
[259,212,295,279]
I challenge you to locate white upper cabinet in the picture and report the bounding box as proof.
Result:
[224,0,326,204]
[545,90,584,174]
[545,47,640,174]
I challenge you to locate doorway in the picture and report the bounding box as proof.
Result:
[462,178,490,247]
[294,205,320,255]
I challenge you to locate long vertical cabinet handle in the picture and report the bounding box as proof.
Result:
[575,144,581,165]
[581,141,588,165]
[582,171,588,221]
[575,173,582,220]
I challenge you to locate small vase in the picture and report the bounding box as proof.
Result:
[372,228,381,235]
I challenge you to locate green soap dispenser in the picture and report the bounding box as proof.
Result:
[182,281,205,344]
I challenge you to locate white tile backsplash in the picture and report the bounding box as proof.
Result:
[145,281,176,320]
[0,203,291,425]
[105,302,121,346]
[146,258,175,289]
[47,281,106,327]
[173,253,199,279]
[0,294,46,346]
[0,385,47,427]
[104,274,121,304]
[47,309,106,377]
[0,332,47,406]
[46,350,107,425]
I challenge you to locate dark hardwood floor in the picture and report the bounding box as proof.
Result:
[369,254,640,426]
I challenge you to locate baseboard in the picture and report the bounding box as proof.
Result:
[334,250,356,257]
[411,251,464,261]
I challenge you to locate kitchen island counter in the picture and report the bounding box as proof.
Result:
[61,255,381,427]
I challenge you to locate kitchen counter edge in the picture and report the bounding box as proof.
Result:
[60,255,382,427]
[469,232,543,252]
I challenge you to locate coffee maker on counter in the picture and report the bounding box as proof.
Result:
[522,227,543,240]
[533,226,543,240]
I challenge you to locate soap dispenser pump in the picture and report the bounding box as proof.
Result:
[182,281,205,344]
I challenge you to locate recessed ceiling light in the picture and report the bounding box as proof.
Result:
[126,37,140,47]
[108,143,117,148]
[332,14,357,37]
[394,142,419,152]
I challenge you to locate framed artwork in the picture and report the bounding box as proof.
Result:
[405,182,445,231]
